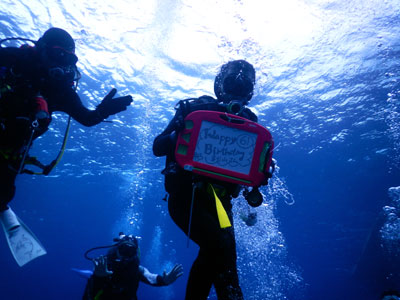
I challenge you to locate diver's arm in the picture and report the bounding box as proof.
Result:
[56,89,104,126]
[56,88,132,127]
[82,256,112,299]
[139,264,183,286]
[152,114,181,157]
[138,266,165,286]
[241,107,258,122]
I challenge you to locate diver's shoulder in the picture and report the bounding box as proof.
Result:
[197,95,217,102]
[242,106,258,122]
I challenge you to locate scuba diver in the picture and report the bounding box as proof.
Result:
[82,233,183,300]
[0,27,132,266]
[153,60,273,300]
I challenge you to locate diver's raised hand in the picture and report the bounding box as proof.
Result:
[161,264,183,285]
[93,256,113,277]
[96,88,132,119]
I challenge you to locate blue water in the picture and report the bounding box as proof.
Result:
[1,0,400,299]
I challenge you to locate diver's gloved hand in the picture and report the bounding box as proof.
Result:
[161,264,183,285]
[96,88,133,119]
[244,187,263,207]
[92,256,113,277]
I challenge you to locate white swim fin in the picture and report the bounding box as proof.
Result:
[0,207,47,266]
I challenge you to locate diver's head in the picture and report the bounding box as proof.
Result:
[37,27,75,53]
[36,28,78,81]
[112,233,140,263]
[84,232,139,258]
[36,28,77,66]
[214,60,255,105]
[105,233,140,274]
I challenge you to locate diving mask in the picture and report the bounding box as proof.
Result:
[114,233,139,261]
[46,45,78,67]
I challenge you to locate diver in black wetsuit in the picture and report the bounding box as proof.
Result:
[83,233,183,300]
[153,60,268,300]
[0,27,132,213]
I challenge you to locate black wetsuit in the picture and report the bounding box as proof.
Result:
[83,254,167,300]
[0,46,104,211]
[153,96,257,300]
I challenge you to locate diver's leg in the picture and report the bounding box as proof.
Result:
[184,248,214,300]
[167,183,194,241]
[0,160,17,211]
[168,184,243,299]
[213,225,243,300]
[168,187,224,299]
[168,186,226,245]
[186,215,243,300]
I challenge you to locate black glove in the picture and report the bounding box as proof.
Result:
[244,187,263,207]
[96,88,132,119]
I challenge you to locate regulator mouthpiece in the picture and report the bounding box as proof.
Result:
[226,100,244,115]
